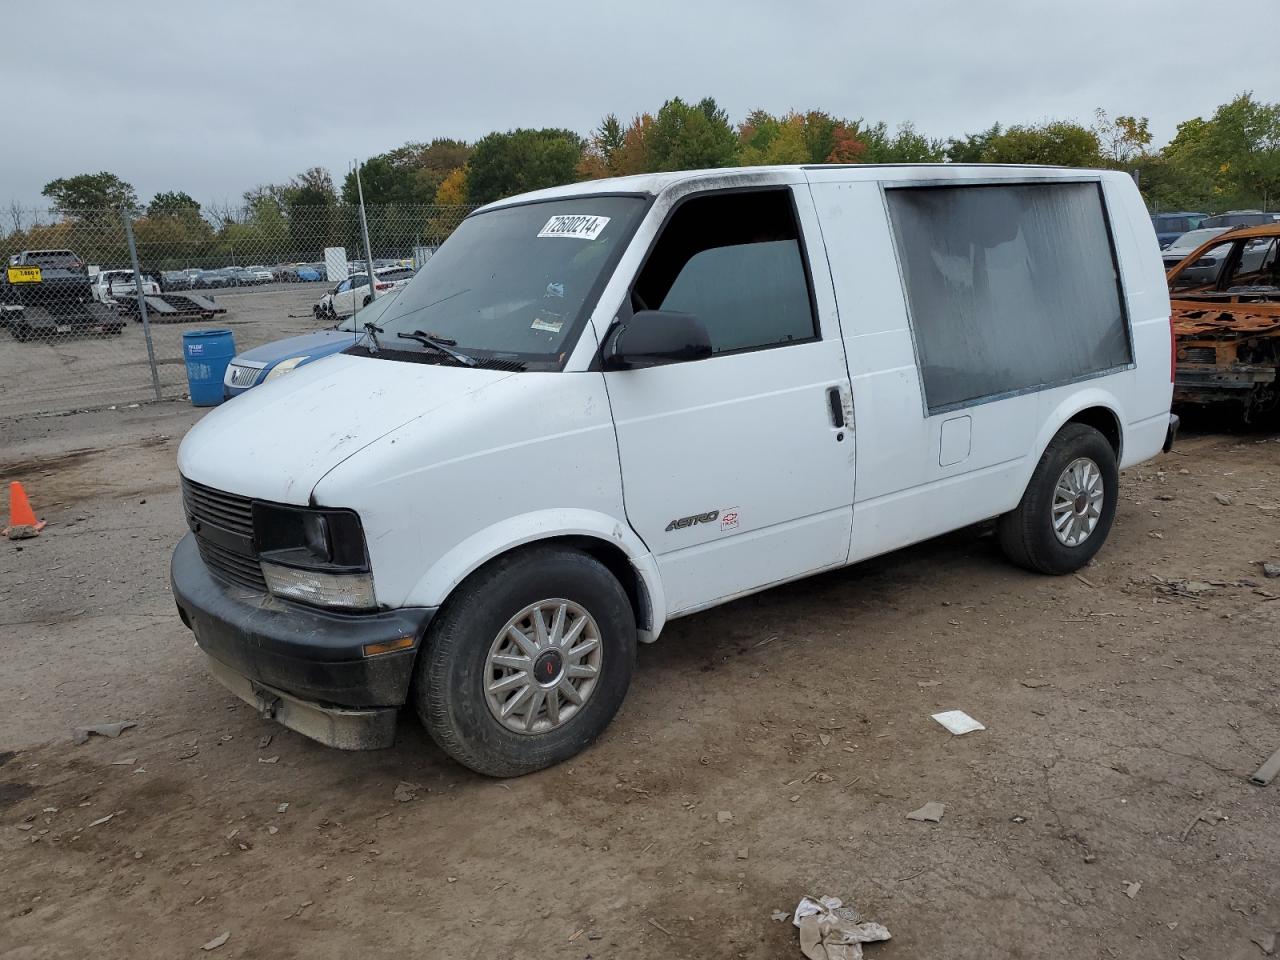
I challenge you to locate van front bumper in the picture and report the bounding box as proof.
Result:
[170,533,435,749]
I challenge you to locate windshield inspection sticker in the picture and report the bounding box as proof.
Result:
[531,314,564,334]
[537,214,611,240]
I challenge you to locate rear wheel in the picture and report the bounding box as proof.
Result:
[998,423,1118,574]
[414,546,636,777]
[12,323,33,342]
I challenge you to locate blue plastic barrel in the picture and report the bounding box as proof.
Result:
[183,329,236,407]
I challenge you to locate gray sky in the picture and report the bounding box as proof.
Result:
[4,0,1275,211]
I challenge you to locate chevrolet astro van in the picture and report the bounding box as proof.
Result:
[172,164,1177,776]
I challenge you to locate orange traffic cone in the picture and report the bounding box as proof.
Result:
[5,481,46,539]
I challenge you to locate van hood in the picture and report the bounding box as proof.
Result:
[177,352,513,504]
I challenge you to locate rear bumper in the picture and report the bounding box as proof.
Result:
[170,533,435,748]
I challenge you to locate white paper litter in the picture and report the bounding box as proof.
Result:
[793,895,891,960]
[931,710,985,736]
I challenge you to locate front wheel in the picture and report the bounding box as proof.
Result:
[414,546,636,777]
[999,423,1118,575]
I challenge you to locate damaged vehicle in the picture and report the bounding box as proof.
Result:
[172,164,1174,776]
[1169,224,1280,420]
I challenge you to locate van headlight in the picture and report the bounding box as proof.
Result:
[252,503,375,610]
[264,356,309,381]
[261,562,376,610]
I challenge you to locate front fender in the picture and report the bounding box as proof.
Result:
[402,508,667,640]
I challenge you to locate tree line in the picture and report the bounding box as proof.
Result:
[7,91,1278,268]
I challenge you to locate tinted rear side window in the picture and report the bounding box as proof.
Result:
[886,182,1132,413]
[27,251,80,268]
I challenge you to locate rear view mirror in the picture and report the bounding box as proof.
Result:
[603,310,712,370]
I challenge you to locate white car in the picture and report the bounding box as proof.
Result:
[315,267,415,318]
[92,269,160,302]
[174,164,1175,776]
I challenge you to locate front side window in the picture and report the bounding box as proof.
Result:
[887,181,1132,413]
[631,189,816,355]
[368,195,647,369]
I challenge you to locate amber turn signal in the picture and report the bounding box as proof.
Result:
[361,636,415,657]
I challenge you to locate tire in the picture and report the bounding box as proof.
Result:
[998,423,1118,575]
[12,323,32,342]
[414,546,637,777]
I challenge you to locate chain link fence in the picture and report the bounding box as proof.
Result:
[0,203,474,419]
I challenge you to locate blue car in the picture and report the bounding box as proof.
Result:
[222,295,396,398]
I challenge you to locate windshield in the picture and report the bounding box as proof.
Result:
[1167,227,1227,253]
[338,291,402,332]
[370,195,647,369]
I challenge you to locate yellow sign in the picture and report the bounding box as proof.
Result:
[7,265,41,284]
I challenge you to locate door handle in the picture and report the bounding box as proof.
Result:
[826,387,845,428]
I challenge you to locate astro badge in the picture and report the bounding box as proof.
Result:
[537,215,610,240]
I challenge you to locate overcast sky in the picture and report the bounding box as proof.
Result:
[3,0,1276,211]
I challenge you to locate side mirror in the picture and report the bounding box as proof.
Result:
[603,310,712,370]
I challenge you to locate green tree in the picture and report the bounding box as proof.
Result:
[646,97,739,171]
[945,124,1002,163]
[1163,93,1280,210]
[981,121,1102,167]
[466,128,584,205]
[147,191,201,218]
[42,172,138,217]
[341,156,419,206]
[861,122,945,163]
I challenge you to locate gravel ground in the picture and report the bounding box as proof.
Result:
[0,403,1277,960]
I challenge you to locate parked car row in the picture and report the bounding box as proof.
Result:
[1152,210,1280,248]
[314,266,416,319]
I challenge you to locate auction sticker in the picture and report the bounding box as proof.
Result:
[537,214,610,240]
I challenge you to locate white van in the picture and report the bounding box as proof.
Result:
[172,164,1176,776]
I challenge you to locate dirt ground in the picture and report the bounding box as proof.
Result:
[1,402,1278,960]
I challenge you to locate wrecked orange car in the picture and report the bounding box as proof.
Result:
[1167,224,1280,420]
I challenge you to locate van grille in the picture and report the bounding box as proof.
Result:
[181,477,265,590]
[1181,347,1217,365]
[195,537,266,590]
[226,363,262,388]
[182,477,253,537]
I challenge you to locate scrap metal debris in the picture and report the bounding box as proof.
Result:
[1251,747,1280,787]
[792,895,891,960]
[201,931,230,951]
[931,710,985,736]
[393,781,420,803]
[1123,881,1142,899]
[71,721,136,745]
[1180,808,1227,842]
[906,801,945,823]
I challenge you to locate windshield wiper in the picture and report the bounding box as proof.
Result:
[396,329,476,366]
[362,322,382,353]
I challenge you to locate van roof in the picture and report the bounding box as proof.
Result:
[479,163,1125,212]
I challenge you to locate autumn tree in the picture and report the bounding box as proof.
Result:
[1092,109,1153,168]
[737,110,867,165]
